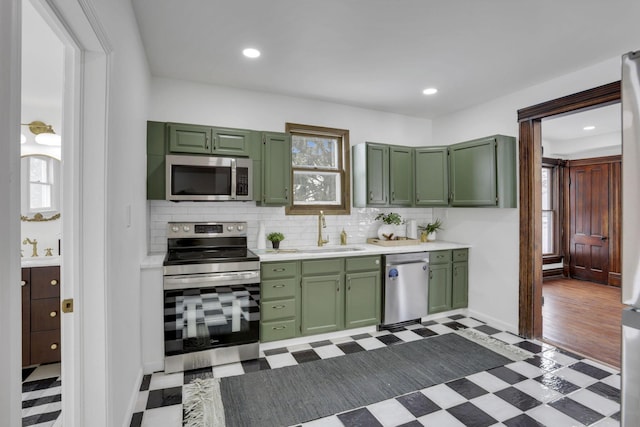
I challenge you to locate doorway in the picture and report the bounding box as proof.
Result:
[518,81,622,361]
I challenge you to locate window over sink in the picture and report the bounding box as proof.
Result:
[285,123,350,215]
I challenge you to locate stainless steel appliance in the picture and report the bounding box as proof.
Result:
[382,252,429,325]
[621,51,640,426]
[165,154,253,201]
[163,221,260,373]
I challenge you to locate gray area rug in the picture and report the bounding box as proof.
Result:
[187,333,519,427]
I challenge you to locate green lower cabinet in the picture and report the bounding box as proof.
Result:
[345,271,381,328]
[428,263,452,314]
[260,319,297,342]
[301,274,343,335]
[452,261,469,309]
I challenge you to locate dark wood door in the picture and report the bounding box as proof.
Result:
[569,163,610,283]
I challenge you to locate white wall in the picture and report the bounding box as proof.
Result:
[88,0,150,425]
[148,77,434,251]
[432,56,623,332]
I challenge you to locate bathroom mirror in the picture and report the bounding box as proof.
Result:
[21,154,61,221]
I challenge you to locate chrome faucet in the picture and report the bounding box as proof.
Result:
[23,238,38,257]
[317,210,329,247]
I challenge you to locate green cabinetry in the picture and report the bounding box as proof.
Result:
[428,249,469,314]
[259,132,292,206]
[146,121,166,200]
[449,135,516,208]
[260,261,299,342]
[344,256,381,329]
[167,123,253,156]
[414,147,449,206]
[352,142,413,207]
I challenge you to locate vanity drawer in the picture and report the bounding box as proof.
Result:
[30,330,61,365]
[430,250,452,265]
[261,298,296,322]
[31,298,61,332]
[261,319,297,342]
[261,261,298,280]
[453,249,468,262]
[262,278,297,300]
[31,266,60,299]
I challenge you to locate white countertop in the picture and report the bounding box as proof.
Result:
[254,240,470,262]
[21,256,61,268]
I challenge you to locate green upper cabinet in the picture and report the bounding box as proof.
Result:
[167,123,253,156]
[260,132,292,206]
[168,123,212,154]
[366,143,389,206]
[352,142,413,207]
[211,127,252,156]
[147,121,166,200]
[414,147,449,206]
[389,146,413,206]
[449,135,516,208]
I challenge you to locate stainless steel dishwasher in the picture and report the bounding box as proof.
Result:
[382,252,430,326]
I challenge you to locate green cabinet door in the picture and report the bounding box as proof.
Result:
[147,121,166,200]
[449,137,497,206]
[168,123,212,154]
[211,127,252,156]
[414,147,449,206]
[345,270,381,329]
[389,146,413,205]
[366,143,389,205]
[452,261,468,309]
[261,132,292,205]
[428,263,452,314]
[301,274,343,335]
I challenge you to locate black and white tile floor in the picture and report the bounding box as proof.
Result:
[129,315,622,427]
[21,362,62,426]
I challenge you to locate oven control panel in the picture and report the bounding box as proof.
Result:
[167,222,247,238]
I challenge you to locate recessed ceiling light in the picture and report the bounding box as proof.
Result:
[242,48,261,59]
[422,88,438,95]
[583,125,596,131]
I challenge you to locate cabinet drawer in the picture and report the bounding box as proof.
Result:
[260,319,297,342]
[346,256,381,272]
[262,278,296,300]
[31,266,60,299]
[261,262,298,279]
[430,250,451,264]
[261,298,296,322]
[452,249,468,262]
[302,258,343,275]
[31,298,61,332]
[31,330,61,365]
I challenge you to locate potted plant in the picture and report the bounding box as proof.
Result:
[267,232,285,249]
[419,218,443,242]
[375,212,404,240]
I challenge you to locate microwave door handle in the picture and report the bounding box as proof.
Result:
[230,158,237,199]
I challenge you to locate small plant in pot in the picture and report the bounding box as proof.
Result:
[419,218,443,242]
[267,232,285,249]
[375,212,403,240]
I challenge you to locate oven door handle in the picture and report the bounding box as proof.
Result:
[164,271,260,290]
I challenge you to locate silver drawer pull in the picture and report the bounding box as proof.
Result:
[273,268,286,272]
[273,284,286,288]
[272,305,286,309]
[272,326,286,330]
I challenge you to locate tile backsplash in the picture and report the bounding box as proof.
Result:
[148,201,433,253]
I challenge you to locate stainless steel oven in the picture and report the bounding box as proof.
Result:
[165,155,253,201]
[163,222,260,373]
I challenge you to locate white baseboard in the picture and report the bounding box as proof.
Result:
[467,309,518,335]
[143,360,165,375]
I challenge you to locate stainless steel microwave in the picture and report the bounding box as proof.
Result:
[165,154,253,201]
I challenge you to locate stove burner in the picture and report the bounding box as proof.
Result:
[165,248,258,265]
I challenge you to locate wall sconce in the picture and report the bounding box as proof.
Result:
[22,120,61,146]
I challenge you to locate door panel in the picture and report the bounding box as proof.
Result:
[569,163,610,283]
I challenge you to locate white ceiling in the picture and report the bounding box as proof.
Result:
[132,0,640,119]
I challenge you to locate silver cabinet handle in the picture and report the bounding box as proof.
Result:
[273,284,286,288]
[272,326,286,330]
[272,305,286,309]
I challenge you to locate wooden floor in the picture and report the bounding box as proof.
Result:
[542,277,624,368]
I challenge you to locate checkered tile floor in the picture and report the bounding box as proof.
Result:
[21,362,62,426]
[129,315,622,427]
